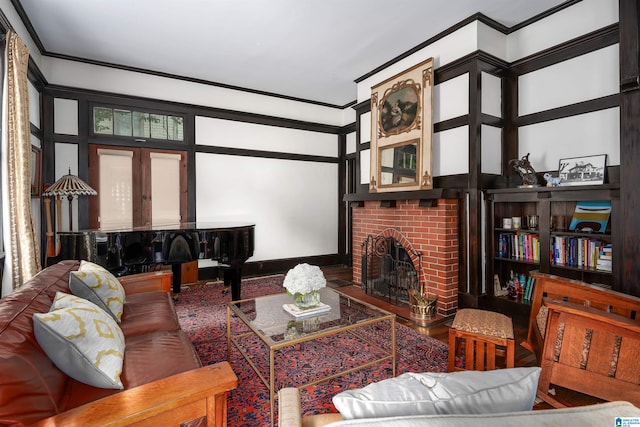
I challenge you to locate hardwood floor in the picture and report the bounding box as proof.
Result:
[321,265,605,410]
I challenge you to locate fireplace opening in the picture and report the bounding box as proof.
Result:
[362,235,418,306]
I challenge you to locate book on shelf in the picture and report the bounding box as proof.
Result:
[524,271,537,301]
[497,232,539,262]
[595,243,613,271]
[551,236,608,269]
[569,201,611,233]
[282,302,331,318]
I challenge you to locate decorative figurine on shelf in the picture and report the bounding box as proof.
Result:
[543,172,562,187]
[508,153,539,187]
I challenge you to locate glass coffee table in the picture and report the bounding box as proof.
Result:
[227,287,396,426]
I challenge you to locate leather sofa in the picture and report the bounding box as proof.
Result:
[0,260,237,426]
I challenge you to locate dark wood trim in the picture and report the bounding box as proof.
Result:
[436,51,509,85]
[27,58,47,90]
[618,0,640,296]
[510,23,619,75]
[351,99,370,112]
[9,0,45,52]
[185,113,197,222]
[434,115,469,133]
[0,9,12,32]
[504,68,519,185]
[509,0,583,33]
[353,101,371,195]
[43,50,346,108]
[337,132,347,261]
[516,94,620,126]
[29,122,42,139]
[356,14,509,84]
[480,113,504,128]
[343,188,461,202]
[339,122,356,134]
[195,145,338,164]
[46,85,341,135]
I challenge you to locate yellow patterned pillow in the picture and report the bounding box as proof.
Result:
[33,292,125,389]
[69,260,125,322]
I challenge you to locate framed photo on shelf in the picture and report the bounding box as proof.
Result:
[558,154,606,186]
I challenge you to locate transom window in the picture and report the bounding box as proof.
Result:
[92,106,184,141]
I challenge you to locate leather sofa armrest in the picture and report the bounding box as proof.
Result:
[119,270,173,294]
[32,362,237,427]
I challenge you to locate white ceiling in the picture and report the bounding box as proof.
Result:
[19,0,566,107]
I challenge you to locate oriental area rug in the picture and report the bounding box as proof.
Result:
[175,275,448,427]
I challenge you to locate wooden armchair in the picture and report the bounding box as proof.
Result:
[523,272,640,407]
[32,362,238,427]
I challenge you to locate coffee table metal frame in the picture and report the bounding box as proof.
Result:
[227,288,396,426]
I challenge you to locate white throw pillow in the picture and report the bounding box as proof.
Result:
[33,292,125,389]
[69,260,125,322]
[332,367,541,420]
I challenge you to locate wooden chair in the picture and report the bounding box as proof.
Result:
[522,272,640,407]
[523,272,640,362]
[448,308,515,371]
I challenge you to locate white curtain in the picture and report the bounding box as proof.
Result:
[1,30,41,296]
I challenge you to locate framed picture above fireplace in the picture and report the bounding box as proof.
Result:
[369,57,434,193]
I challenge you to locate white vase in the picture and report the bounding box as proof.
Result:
[294,290,320,308]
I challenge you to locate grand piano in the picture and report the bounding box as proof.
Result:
[56,222,255,300]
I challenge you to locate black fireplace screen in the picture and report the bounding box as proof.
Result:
[361,235,420,306]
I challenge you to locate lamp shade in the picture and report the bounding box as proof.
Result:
[43,168,97,198]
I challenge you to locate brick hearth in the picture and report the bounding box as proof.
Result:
[352,199,459,318]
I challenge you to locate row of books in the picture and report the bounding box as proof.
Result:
[596,244,612,272]
[551,236,609,270]
[497,270,536,301]
[497,232,540,262]
[516,275,536,301]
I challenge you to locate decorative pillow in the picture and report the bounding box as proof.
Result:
[332,367,541,420]
[69,260,125,322]
[33,292,125,389]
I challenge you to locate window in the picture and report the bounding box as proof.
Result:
[92,106,184,142]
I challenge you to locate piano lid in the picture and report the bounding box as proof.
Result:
[71,221,255,233]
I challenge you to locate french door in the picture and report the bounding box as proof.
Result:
[88,145,187,230]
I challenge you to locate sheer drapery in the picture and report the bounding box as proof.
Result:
[1,30,40,295]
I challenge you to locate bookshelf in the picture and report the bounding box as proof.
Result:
[484,184,619,320]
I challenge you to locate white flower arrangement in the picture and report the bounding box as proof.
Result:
[283,263,326,295]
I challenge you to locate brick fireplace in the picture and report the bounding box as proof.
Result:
[352,198,459,320]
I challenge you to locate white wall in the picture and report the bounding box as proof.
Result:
[195,153,338,261]
[196,117,337,157]
[356,0,620,183]
[43,57,346,127]
[195,117,339,262]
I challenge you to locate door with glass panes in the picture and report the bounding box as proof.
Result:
[88,145,187,230]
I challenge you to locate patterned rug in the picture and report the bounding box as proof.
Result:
[175,275,448,427]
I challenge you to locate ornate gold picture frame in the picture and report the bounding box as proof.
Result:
[370,57,434,193]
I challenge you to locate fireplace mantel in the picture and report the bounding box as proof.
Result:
[343,188,461,207]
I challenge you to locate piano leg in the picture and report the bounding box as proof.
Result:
[223,266,242,300]
[171,263,182,295]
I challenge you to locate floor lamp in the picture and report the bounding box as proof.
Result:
[42,168,98,233]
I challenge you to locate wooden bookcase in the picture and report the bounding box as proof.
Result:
[483,184,620,321]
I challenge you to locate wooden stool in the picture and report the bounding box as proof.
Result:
[448,308,515,372]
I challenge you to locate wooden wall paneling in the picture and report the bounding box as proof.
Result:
[618,0,640,296]
[353,100,371,195]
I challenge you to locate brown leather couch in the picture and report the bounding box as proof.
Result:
[0,260,237,426]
